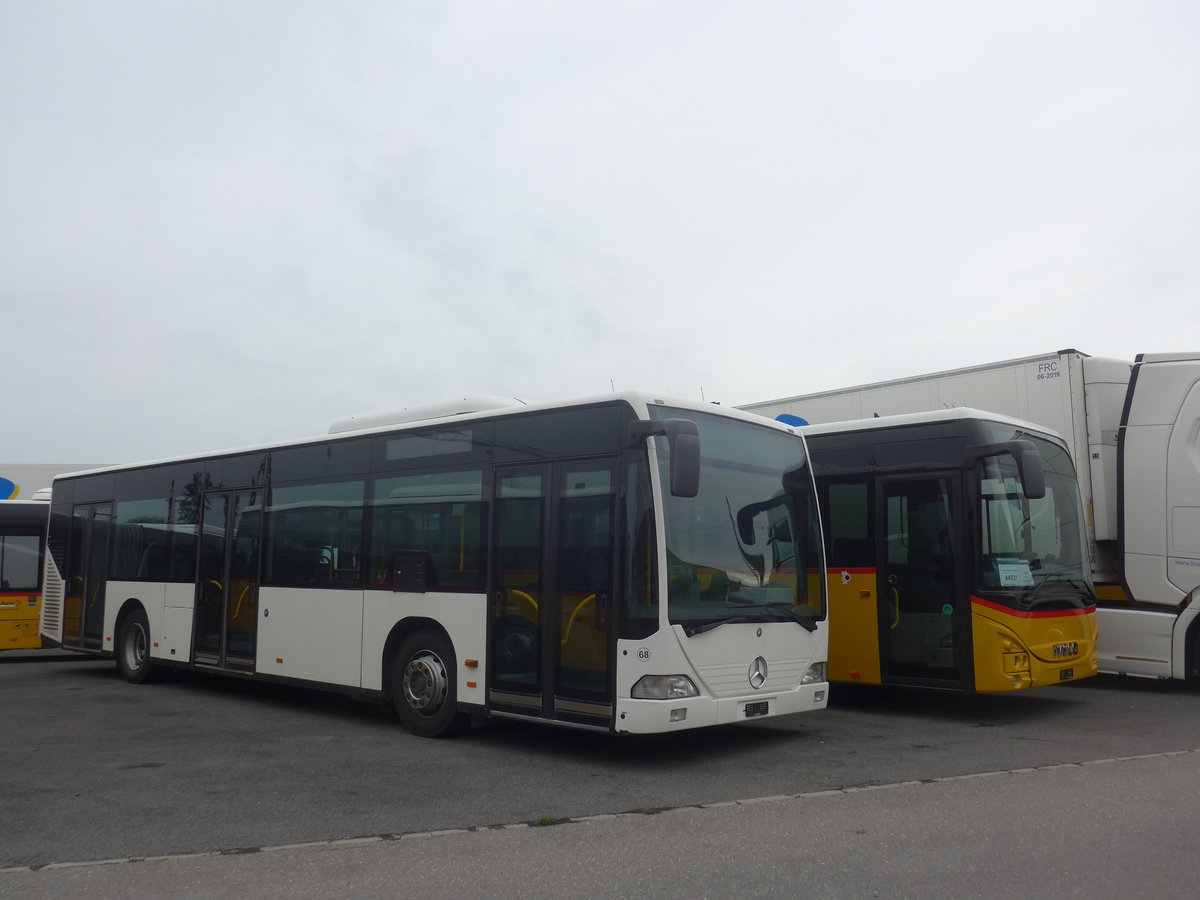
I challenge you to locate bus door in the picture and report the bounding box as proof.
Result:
[489,460,617,728]
[193,489,262,669]
[63,503,112,651]
[877,473,970,688]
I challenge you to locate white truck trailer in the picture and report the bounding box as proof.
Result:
[743,349,1200,680]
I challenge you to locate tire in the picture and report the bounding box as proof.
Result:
[391,630,468,738]
[116,608,158,685]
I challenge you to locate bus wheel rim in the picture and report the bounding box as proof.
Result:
[127,623,147,670]
[403,652,447,715]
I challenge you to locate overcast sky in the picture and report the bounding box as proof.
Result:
[3,1,1198,464]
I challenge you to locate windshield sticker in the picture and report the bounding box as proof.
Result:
[995,558,1035,587]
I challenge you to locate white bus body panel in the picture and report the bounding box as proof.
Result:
[160,582,195,662]
[258,588,365,687]
[614,622,829,734]
[360,590,488,704]
[104,581,165,656]
[159,606,194,662]
[101,582,190,663]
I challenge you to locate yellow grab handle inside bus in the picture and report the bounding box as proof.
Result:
[561,594,597,646]
[232,584,252,619]
[509,588,538,612]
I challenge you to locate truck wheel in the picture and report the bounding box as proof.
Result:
[117,609,159,684]
[391,630,468,738]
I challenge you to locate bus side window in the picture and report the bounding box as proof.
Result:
[264,480,365,587]
[824,480,873,568]
[621,459,658,640]
[369,469,485,592]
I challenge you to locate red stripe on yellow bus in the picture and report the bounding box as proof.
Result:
[971,595,1096,619]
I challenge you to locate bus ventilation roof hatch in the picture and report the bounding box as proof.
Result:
[328,396,527,434]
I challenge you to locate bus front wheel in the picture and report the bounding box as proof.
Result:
[391,630,468,738]
[117,608,158,685]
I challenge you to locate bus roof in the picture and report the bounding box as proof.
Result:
[796,406,1070,446]
[48,391,805,484]
[0,499,50,529]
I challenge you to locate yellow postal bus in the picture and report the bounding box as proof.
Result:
[800,409,1097,692]
[1,500,48,650]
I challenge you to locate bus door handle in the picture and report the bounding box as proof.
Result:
[597,594,609,627]
[887,574,900,629]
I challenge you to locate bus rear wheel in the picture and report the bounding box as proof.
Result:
[117,608,159,684]
[392,630,468,738]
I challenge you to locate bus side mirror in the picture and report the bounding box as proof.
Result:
[965,439,1046,501]
[629,419,701,498]
[1016,445,1046,500]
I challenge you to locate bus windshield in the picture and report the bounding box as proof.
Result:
[976,430,1094,610]
[650,408,825,635]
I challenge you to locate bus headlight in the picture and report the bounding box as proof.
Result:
[801,662,826,685]
[631,675,699,699]
[1005,653,1029,672]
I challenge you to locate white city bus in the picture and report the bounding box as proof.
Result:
[40,393,828,736]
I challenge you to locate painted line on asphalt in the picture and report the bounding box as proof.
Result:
[5,747,1198,875]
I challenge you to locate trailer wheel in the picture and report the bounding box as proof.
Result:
[391,630,468,738]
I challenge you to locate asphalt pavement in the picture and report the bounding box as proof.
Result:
[5,648,1200,898]
[4,748,1199,899]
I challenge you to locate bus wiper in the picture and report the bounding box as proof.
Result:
[688,603,819,634]
[757,602,819,633]
[1021,574,1096,610]
[683,615,762,637]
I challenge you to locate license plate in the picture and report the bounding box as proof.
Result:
[1059,668,1074,681]
[744,701,769,718]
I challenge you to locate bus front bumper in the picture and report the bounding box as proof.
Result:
[613,681,829,734]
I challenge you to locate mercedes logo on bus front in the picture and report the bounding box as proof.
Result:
[749,656,768,689]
